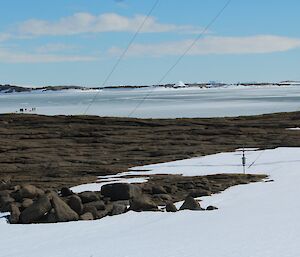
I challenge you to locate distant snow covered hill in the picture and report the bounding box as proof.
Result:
[1,80,300,94]
[1,147,300,257]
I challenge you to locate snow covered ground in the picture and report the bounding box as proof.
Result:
[1,147,300,257]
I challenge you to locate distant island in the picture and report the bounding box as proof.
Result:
[1,81,300,94]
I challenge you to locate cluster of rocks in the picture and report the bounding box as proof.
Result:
[0,173,266,224]
[0,182,216,224]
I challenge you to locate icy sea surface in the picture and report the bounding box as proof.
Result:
[2,86,300,118]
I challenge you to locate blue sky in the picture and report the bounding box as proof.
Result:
[0,0,300,86]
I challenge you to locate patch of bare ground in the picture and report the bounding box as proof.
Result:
[0,111,299,189]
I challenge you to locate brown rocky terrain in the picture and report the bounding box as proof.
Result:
[0,111,300,189]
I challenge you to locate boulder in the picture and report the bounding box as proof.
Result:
[67,195,83,215]
[51,194,79,222]
[130,195,158,212]
[60,187,73,197]
[22,198,34,209]
[19,185,44,199]
[152,185,167,195]
[80,212,94,221]
[166,202,177,212]
[179,196,203,211]
[43,210,57,223]
[101,183,141,201]
[0,195,15,212]
[9,203,21,224]
[206,205,218,211]
[78,192,100,203]
[20,195,52,224]
[82,206,98,219]
[97,204,114,219]
[110,203,127,216]
[84,200,105,211]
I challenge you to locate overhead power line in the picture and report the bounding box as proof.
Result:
[127,0,232,117]
[83,0,160,115]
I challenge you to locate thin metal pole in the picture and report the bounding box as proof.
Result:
[242,147,246,174]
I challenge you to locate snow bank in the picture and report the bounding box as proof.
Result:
[1,147,300,257]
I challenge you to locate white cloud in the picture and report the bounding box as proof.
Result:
[109,35,300,57]
[0,33,12,42]
[36,43,78,53]
[17,12,202,36]
[0,47,97,63]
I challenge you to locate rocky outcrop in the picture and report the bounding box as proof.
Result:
[0,173,266,224]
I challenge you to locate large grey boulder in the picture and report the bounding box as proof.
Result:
[20,195,52,224]
[84,200,105,211]
[179,196,203,211]
[51,194,79,222]
[130,195,158,212]
[19,185,44,199]
[78,192,100,203]
[22,198,34,209]
[67,195,83,215]
[101,183,141,201]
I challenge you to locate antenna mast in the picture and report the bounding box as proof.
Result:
[242,147,246,174]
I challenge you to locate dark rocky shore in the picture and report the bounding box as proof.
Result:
[0,112,300,189]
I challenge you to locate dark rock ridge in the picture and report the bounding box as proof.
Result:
[0,173,266,224]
